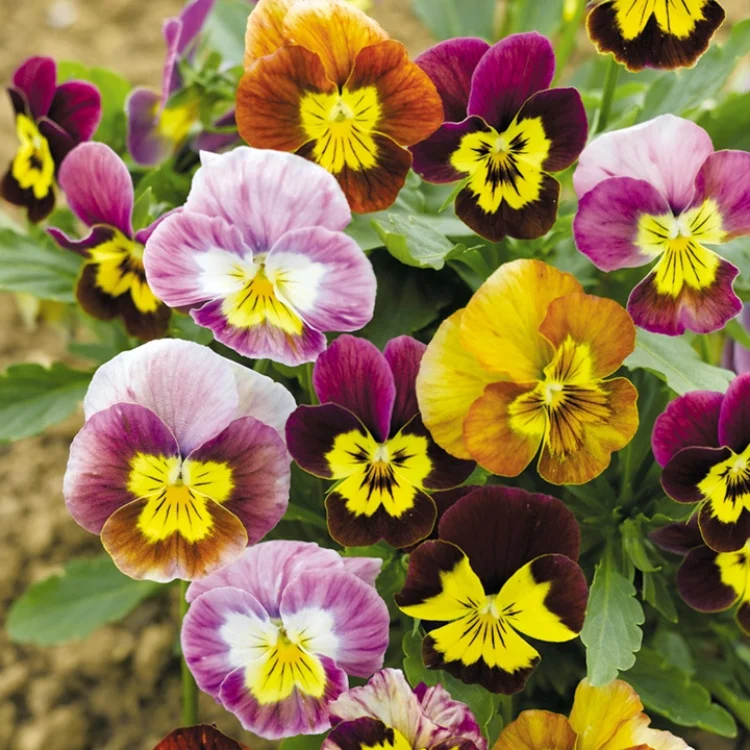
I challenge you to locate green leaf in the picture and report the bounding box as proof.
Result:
[0,228,82,302]
[621,518,660,573]
[0,363,92,442]
[410,0,495,41]
[624,329,734,395]
[204,0,252,66]
[131,187,154,232]
[725,317,750,349]
[279,735,327,750]
[7,556,161,645]
[374,214,463,271]
[580,550,644,686]
[627,648,737,736]
[642,572,678,623]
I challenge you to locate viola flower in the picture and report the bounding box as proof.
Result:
[652,373,750,552]
[396,487,587,694]
[495,677,690,750]
[235,0,443,213]
[144,147,376,365]
[154,725,249,750]
[286,335,475,548]
[651,519,750,635]
[324,668,486,750]
[127,0,215,166]
[586,0,725,72]
[47,143,171,340]
[410,33,587,242]
[1,56,101,222]
[182,540,389,739]
[63,340,295,582]
[573,115,750,336]
[417,259,639,485]
[722,303,750,374]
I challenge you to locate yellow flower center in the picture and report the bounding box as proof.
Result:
[12,114,55,200]
[156,100,199,145]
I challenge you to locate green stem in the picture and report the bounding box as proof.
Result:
[596,56,621,134]
[552,0,588,84]
[304,361,319,405]
[180,579,199,727]
[499,694,514,726]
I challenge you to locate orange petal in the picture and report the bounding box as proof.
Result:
[283,0,389,85]
[237,45,334,152]
[243,0,298,69]
[460,259,582,382]
[464,381,544,476]
[347,40,444,146]
[495,710,576,750]
[416,309,498,460]
[538,376,639,485]
[538,292,636,379]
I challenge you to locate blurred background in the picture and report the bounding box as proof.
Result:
[0,1,747,749]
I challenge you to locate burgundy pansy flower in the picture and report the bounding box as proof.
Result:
[154,725,249,749]
[652,373,750,553]
[651,519,750,635]
[47,143,171,340]
[1,56,101,222]
[410,32,587,242]
[286,335,475,549]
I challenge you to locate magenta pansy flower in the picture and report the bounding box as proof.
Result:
[651,519,749,635]
[1,56,101,222]
[126,0,215,166]
[324,668,486,750]
[181,540,389,739]
[652,373,750,553]
[47,143,171,340]
[286,335,475,549]
[410,32,587,242]
[143,147,376,366]
[63,340,294,582]
[574,114,750,336]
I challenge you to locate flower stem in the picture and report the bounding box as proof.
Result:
[180,579,199,727]
[596,56,621,134]
[552,0,588,85]
[499,694,514,726]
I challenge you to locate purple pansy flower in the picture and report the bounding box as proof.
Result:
[1,56,101,222]
[723,303,750,374]
[410,32,587,242]
[181,540,389,739]
[143,147,376,365]
[286,335,475,549]
[48,142,172,340]
[324,668,486,750]
[126,0,215,166]
[652,373,750,553]
[574,114,750,336]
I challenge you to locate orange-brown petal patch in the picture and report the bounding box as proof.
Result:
[494,710,576,750]
[154,724,250,750]
[243,0,298,69]
[538,292,636,380]
[347,40,444,146]
[237,45,335,152]
[460,259,582,382]
[283,0,389,86]
[464,381,544,477]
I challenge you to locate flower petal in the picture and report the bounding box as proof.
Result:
[494,710,575,750]
[243,0,296,67]
[415,682,486,750]
[650,520,704,555]
[154,725,248,750]
[12,56,56,119]
[383,336,426,433]
[125,88,171,167]
[661,445,731,504]
[699,501,750,554]
[47,80,102,143]
[325,718,412,750]
[410,118,482,184]
[340,557,383,588]
[718,371,750,452]
[677,543,739,613]
[0,166,55,223]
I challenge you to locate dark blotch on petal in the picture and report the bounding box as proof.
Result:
[676,543,737,612]
[698,503,750,554]
[661,446,731,504]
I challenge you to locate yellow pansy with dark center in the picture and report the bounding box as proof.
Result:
[698,445,750,527]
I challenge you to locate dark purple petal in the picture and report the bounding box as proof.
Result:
[1,167,55,223]
[126,88,171,167]
[718,373,750,452]
[47,225,116,257]
[47,80,102,143]
[154,725,248,750]
[12,56,56,119]
[699,503,750,554]
[415,37,490,123]
[410,117,485,184]
[650,519,704,556]
[661,446,731,504]
[677,543,737,612]
[383,335,426,434]
[467,32,555,131]
[7,88,27,118]
[37,118,76,168]
[325,717,398,750]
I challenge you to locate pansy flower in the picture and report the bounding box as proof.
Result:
[396,486,588,694]
[127,0,215,166]
[652,373,750,552]
[182,540,389,739]
[63,340,294,582]
[2,56,101,222]
[47,143,171,340]
[235,0,443,213]
[495,677,690,750]
[652,519,750,635]
[154,725,248,750]
[416,259,639,485]
[324,668,486,750]
[586,0,725,72]
[573,115,750,336]
[410,33,587,242]
[286,335,475,548]
[144,147,376,365]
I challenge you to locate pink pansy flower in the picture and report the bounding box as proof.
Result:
[181,540,389,739]
[573,114,750,336]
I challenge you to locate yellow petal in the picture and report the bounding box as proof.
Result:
[493,710,576,750]
[244,0,298,69]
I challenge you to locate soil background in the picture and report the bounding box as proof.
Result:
[0,1,747,749]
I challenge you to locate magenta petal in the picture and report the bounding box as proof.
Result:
[651,390,723,466]
[37,118,76,167]
[126,88,171,167]
[467,32,555,129]
[340,557,382,588]
[677,544,737,612]
[661,446,731,503]
[161,17,183,99]
[47,80,102,143]
[177,0,216,55]
[57,143,134,235]
[47,225,115,256]
[134,207,181,245]
[416,38,490,123]
[410,118,484,184]
[649,519,704,555]
[194,109,238,153]
[383,336,426,433]
[313,335,395,442]
[718,373,750,451]
[12,56,56,119]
